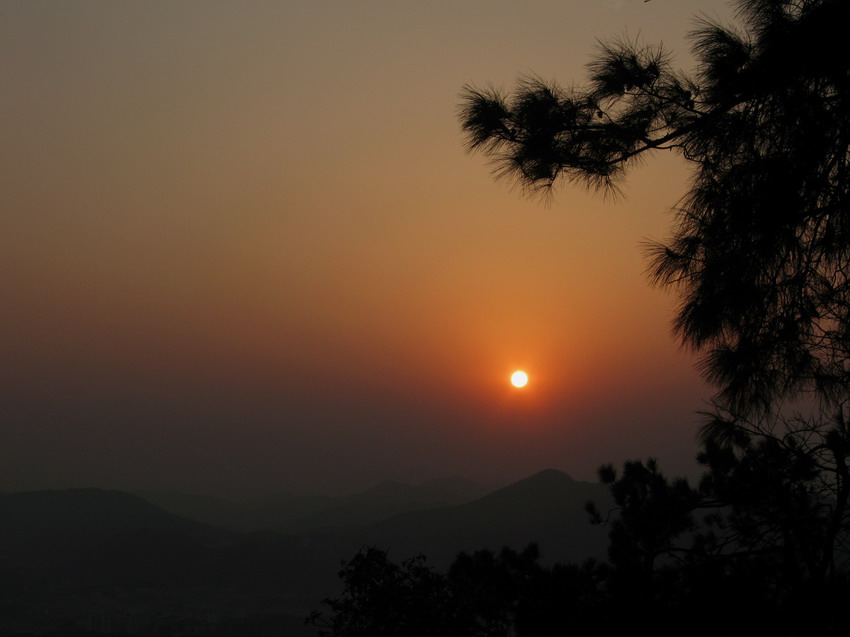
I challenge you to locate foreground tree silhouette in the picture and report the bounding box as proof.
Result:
[460,3,850,632]
[460,0,850,414]
[584,440,850,635]
[307,4,850,635]
[586,459,697,578]
[695,404,850,633]
[306,547,454,637]
[308,544,592,637]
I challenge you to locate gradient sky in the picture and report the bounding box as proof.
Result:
[2,0,731,497]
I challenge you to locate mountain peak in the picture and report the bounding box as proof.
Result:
[0,488,216,540]
[524,468,575,483]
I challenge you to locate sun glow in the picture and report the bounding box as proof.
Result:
[510,370,528,388]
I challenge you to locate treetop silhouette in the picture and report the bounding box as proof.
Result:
[459,0,850,414]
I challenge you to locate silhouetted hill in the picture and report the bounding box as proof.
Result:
[0,488,229,570]
[358,469,612,567]
[279,476,492,532]
[141,476,492,532]
[0,489,332,636]
[0,488,233,589]
[135,489,251,530]
[358,476,490,504]
[0,488,219,539]
[0,473,611,635]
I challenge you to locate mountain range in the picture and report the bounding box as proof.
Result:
[0,469,612,636]
[138,475,492,532]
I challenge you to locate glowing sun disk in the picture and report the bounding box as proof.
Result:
[511,370,528,388]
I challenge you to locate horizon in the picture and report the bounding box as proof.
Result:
[2,466,590,501]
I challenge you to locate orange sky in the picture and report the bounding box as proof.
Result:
[1,0,728,496]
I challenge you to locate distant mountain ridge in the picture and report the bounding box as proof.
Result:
[139,475,492,532]
[0,487,222,542]
[0,471,612,636]
[357,469,611,567]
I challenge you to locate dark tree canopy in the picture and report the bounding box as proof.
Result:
[459,0,850,414]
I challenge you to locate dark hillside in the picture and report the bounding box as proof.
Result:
[359,469,611,567]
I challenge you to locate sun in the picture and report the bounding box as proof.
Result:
[510,370,528,388]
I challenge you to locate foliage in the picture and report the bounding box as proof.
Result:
[583,427,850,634]
[306,547,453,637]
[311,543,613,637]
[311,425,850,636]
[459,0,850,414]
[310,2,850,634]
[447,544,542,636]
[581,403,850,634]
[696,404,850,596]
[587,458,698,577]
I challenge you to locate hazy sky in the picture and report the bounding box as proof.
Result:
[2,0,732,496]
